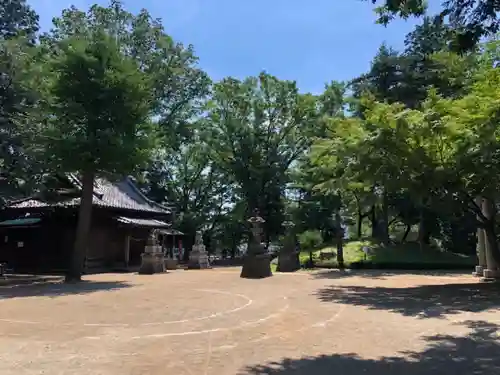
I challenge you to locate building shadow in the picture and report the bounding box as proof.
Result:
[0,280,132,299]
[241,320,500,375]
[314,282,500,318]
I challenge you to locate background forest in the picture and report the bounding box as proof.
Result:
[1,0,500,277]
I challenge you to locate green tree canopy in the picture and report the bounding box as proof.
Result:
[31,29,156,281]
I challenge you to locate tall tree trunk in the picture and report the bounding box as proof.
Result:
[335,210,344,269]
[356,209,363,239]
[402,224,411,242]
[482,197,500,267]
[66,170,95,282]
[370,205,377,238]
[475,196,487,269]
[417,207,426,251]
[380,190,389,244]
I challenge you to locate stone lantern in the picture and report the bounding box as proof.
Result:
[277,220,300,272]
[240,209,272,279]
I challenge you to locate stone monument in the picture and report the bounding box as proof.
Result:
[139,230,166,274]
[277,220,300,272]
[473,197,487,277]
[473,226,487,277]
[240,209,272,279]
[480,198,500,280]
[188,231,211,269]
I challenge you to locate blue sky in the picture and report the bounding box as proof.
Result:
[29,0,441,94]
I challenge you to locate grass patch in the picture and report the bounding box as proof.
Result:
[310,240,476,269]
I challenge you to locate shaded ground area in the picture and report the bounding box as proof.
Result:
[244,320,500,375]
[1,269,499,375]
[0,279,131,299]
[315,280,500,318]
[312,268,471,280]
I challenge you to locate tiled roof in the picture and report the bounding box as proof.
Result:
[8,175,171,214]
[116,216,170,228]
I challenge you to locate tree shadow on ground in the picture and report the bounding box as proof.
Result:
[311,269,470,280]
[314,282,500,318]
[0,280,132,299]
[242,320,500,375]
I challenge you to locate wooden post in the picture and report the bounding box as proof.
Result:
[482,198,499,278]
[124,235,130,268]
[474,197,487,276]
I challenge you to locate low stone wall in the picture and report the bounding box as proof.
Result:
[210,258,244,267]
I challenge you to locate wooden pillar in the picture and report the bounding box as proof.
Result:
[477,227,487,267]
[474,197,487,276]
[172,234,176,259]
[124,235,130,268]
[483,198,499,278]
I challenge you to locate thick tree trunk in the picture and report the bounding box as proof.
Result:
[66,170,95,282]
[380,191,389,244]
[417,207,426,251]
[356,209,363,239]
[482,197,500,268]
[402,224,411,242]
[265,233,271,251]
[475,197,487,269]
[335,211,344,269]
[370,205,377,238]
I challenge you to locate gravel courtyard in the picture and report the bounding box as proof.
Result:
[1,268,499,375]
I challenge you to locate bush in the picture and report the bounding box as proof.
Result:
[312,239,477,270]
[298,230,323,252]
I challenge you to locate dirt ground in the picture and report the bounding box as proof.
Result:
[1,268,499,375]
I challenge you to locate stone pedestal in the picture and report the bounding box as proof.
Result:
[241,210,272,279]
[277,251,300,272]
[139,232,166,274]
[188,250,210,269]
[483,268,500,280]
[241,253,272,278]
[277,221,300,273]
[164,258,178,270]
[473,265,484,277]
[139,252,165,274]
[188,231,211,269]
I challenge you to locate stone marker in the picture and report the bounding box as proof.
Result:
[277,220,300,272]
[139,231,166,274]
[188,231,211,269]
[473,197,487,277]
[240,209,272,279]
[481,198,500,280]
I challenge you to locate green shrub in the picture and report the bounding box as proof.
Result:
[313,239,477,269]
[298,230,323,251]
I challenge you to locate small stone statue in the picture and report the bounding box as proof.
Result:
[195,230,203,246]
[146,230,158,247]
